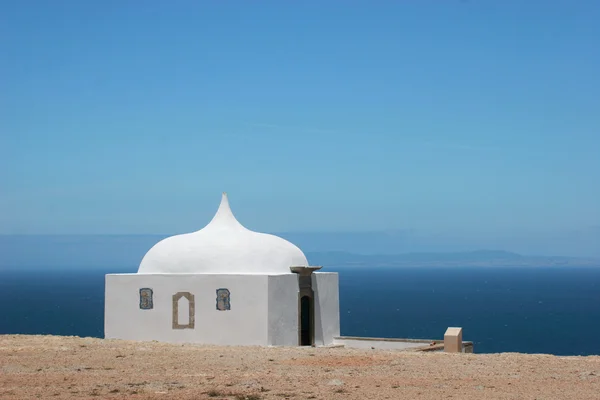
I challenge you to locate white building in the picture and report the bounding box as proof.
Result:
[104,193,340,346]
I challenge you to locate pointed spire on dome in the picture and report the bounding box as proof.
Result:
[205,192,247,231]
[138,191,310,274]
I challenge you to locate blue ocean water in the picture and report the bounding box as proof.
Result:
[1,266,599,355]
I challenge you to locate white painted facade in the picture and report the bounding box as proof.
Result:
[312,273,341,346]
[104,193,340,346]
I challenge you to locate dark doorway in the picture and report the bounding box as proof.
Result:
[300,295,312,346]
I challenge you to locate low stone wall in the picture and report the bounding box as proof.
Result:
[333,336,435,351]
[333,336,474,352]
[463,342,474,353]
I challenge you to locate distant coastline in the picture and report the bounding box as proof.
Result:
[308,250,600,268]
[0,235,598,269]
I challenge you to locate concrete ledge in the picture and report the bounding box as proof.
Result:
[416,341,474,353]
[333,336,435,351]
[416,343,445,352]
[333,336,474,352]
[335,336,433,343]
[464,342,474,353]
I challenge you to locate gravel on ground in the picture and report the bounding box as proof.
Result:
[1,335,599,400]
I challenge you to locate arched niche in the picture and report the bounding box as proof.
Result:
[172,292,195,329]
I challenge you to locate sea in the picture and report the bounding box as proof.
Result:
[1,266,599,356]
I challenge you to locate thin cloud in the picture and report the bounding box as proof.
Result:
[245,122,337,135]
[246,124,502,151]
[421,141,502,152]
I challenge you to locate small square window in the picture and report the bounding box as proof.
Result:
[139,288,153,310]
[216,288,230,311]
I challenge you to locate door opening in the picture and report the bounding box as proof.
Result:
[300,295,312,346]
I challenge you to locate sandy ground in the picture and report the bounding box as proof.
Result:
[1,335,599,400]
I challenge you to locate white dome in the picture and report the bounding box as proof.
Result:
[138,193,309,274]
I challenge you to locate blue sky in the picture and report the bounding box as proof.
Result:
[1,1,599,256]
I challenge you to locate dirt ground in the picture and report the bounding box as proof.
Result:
[1,335,599,400]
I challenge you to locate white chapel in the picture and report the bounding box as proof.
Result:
[104,193,340,346]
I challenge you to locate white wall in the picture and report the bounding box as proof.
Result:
[313,272,340,346]
[105,274,269,345]
[267,274,299,346]
[105,272,341,347]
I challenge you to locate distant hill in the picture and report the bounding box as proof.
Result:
[0,235,598,270]
[306,250,599,268]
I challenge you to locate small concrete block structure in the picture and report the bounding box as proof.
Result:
[444,327,463,353]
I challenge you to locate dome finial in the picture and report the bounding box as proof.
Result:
[205,192,245,230]
[137,191,309,274]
